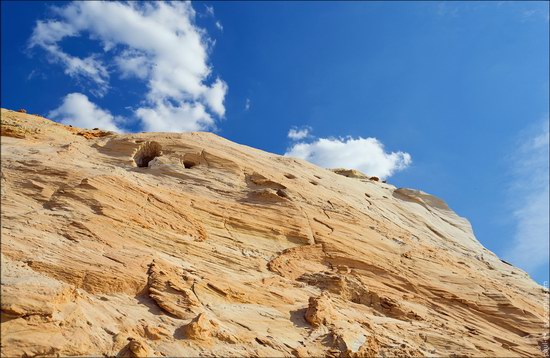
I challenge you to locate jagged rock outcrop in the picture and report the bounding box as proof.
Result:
[304,292,335,327]
[1,108,548,357]
[331,168,369,179]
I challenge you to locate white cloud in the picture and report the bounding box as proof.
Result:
[204,5,215,17]
[504,118,549,275]
[285,136,411,179]
[203,78,227,117]
[29,20,76,44]
[245,98,251,111]
[136,101,214,133]
[288,126,311,141]
[115,49,150,80]
[29,1,227,132]
[215,21,224,31]
[29,20,109,96]
[48,93,122,132]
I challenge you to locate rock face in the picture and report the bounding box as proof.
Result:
[1,108,548,357]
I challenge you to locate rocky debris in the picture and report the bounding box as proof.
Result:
[147,260,203,319]
[1,108,547,357]
[179,313,239,344]
[180,313,218,341]
[143,324,171,340]
[304,292,335,326]
[247,172,287,189]
[355,335,380,357]
[248,188,290,203]
[331,168,369,179]
[17,108,27,113]
[0,125,27,138]
[117,338,152,357]
[332,325,369,355]
[77,130,112,139]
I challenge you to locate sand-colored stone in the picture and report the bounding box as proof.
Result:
[1,108,548,357]
[180,313,218,341]
[304,292,335,326]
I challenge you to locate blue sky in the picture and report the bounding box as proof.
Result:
[1,1,549,283]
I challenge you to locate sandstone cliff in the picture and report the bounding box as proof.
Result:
[1,108,548,357]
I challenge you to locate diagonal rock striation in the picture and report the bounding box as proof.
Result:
[1,108,548,357]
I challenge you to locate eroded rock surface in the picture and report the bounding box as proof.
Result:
[1,108,548,357]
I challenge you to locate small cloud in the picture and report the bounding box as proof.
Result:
[204,5,215,17]
[285,136,411,179]
[26,69,37,81]
[215,21,223,32]
[245,98,251,111]
[503,117,549,276]
[287,126,311,141]
[48,92,122,132]
[202,78,228,117]
[26,69,46,81]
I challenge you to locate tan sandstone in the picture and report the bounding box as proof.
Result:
[1,108,548,357]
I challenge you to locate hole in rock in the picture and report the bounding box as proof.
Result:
[276,189,290,199]
[183,161,196,169]
[133,141,162,167]
[181,153,202,169]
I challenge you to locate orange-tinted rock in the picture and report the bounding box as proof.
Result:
[181,313,218,341]
[0,108,546,357]
[304,292,335,326]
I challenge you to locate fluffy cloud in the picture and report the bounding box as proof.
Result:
[29,1,227,132]
[29,20,109,96]
[288,126,311,141]
[503,118,549,276]
[203,78,227,117]
[136,101,214,132]
[285,136,411,178]
[48,93,122,132]
[114,49,150,80]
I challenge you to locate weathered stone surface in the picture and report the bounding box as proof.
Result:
[304,292,335,326]
[180,313,218,341]
[1,108,548,357]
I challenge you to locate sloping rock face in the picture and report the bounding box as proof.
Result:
[1,108,548,357]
